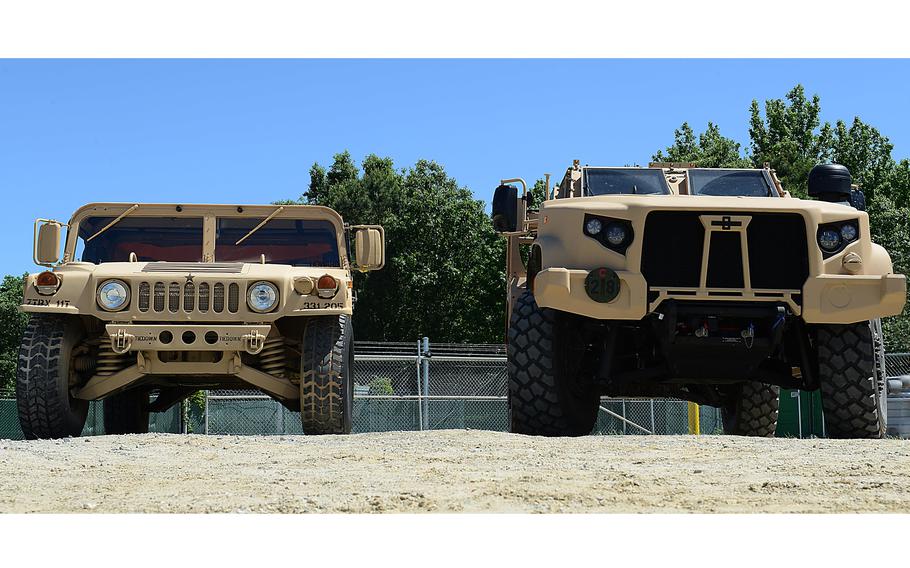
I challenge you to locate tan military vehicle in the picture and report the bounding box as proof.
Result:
[18,203,384,438]
[492,162,906,438]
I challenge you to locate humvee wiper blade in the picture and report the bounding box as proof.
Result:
[234,205,285,245]
[84,204,140,243]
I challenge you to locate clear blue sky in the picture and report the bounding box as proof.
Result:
[2,59,909,275]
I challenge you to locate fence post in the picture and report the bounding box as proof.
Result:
[422,337,430,430]
[416,340,423,431]
[203,390,209,435]
[796,389,802,439]
[687,402,700,435]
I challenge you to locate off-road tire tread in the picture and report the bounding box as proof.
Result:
[16,314,87,439]
[817,321,885,439]
[508,290,595,436]
[723,381,779,437]
[300,315,351,435]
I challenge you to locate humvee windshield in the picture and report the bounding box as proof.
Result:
[216,218,339,267]
[76,215,340,267]
[78,216,204,263]
[688,169,774,197]
[583,168,670,196]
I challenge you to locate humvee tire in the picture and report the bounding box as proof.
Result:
[816,320,886,439]
[300,314,353,435]
[103,389,150,435]
[721,381,780,437]
[508,290,599,436]
[16,314,88,439]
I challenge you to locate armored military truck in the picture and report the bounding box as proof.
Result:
[492,162,906,438]
[18,203,384,438]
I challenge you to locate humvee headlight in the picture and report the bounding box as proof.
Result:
[584,218,603,235]
[97,279,130,311]
[840,223,858,242]
[605,223,628,246]
[247,281,279,313]
[818,229,842,252]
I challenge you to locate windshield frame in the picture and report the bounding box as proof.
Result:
[64,203,348,267]
[581,167,672,197]
[687,168,779,197]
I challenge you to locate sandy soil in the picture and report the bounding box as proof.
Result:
[1,431,909,513]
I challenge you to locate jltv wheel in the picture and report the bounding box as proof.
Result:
[507,289,599,436]
[103,388,150,435]
[721,381,780,437]
[16,314,88,439]
[816,320,886,439]
[300,314,353,435]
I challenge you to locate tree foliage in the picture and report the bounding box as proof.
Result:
[290,152,506,343]
[652,122,751,168]
[0,275,28,391]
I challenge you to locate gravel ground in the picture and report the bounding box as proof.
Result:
[1,431,909,513]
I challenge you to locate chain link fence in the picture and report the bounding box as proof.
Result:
[3,346,909,439]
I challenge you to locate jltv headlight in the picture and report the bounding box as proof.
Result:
[97,279,130,311]
[605,223,628,246]
[585,218,603,235]
[840,223,858,242]
[247,281,279,313]
[818,228,842,252]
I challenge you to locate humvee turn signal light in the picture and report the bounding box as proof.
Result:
[316,274,338,298]
[35,271,61,296]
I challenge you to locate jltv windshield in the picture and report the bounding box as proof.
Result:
[76,216,340,267]
[583,168,671,196]
[688,169,775,197]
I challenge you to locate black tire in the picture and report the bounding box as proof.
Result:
[16,314,88,439]
[722,381,780,437]
[103,389,150,435]
[508,289,598,436]
[300,314,353,435]
[816,320,886,439]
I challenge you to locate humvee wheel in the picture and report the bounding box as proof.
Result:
[300,314,353,435]
[103,389,150,435]
[721,381,780,437]
[816,320,886,439]
[16,314,88,439]
[507,289,598,436]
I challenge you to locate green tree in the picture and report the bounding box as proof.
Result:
[652,122,751,168]
[0,275,28,392]
[289,152,506,343]
[748,85,832,197]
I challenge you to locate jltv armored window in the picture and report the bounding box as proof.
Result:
[78,216,204,263]
[215,218,340,267]
[688,169,775,197]
[583,168,671,196]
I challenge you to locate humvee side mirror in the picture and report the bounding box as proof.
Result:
[34,219,63,266]
[352,226,385,272]
[491,184,519,233]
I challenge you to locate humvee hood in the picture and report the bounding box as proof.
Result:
[61,261,349,280]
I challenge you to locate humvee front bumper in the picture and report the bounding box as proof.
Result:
[105,324,272,354]
[533,268,907,324]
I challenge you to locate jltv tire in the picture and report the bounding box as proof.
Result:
[722,381,780,437]
[507,289,598,436]
[16,314,88,439]
[816,320,886,439]
[300,315,353,435]
[103,388,150,435]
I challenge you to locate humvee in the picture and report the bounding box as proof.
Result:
[18,203,384,438]
[491,162,906,438]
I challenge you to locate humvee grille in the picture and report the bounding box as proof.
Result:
[641,211,809,296]
[134,280,244,315]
